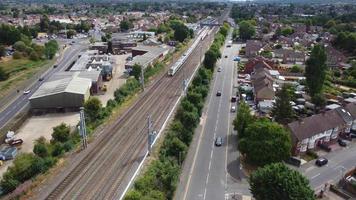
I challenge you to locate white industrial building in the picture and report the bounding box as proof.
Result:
[29,76,92,111]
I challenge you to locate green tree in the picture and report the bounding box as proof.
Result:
[66,29,76,39]
[124,190,142,200]
[0,66,8,81]
[305,45,327,100]
[33,142,49,158]
[203,49,220,70]
[173,23,190,43]
[290,65,303,73]
[0,45,6,58]
[12,51,22,59]
[281,27,294,36]
[233,101,254,139]
[239,20,255,40]
[271,84,295,124]
[250,163,315,200]
[84,97,103,123]
[131,64,142,80]
[238,119,291,166]
[120,20,133,31]
[13,41,27,52]
[44,40,59,59]
[51,123,71,143]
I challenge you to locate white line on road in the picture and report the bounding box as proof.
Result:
[120,32,211,200]
[311,173,321,180]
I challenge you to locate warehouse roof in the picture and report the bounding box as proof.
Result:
[30,77,91,99]
[126,45,169,68]
[50,71,101,83]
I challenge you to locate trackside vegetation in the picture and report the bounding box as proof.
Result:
[124,23,230,200]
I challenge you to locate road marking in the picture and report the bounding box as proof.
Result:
[311,173,320,179]
[225,41,237,192]
[120,31,213,200]
[203,43,229,200]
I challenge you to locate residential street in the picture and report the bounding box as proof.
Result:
[297,144,356,191]
[175,33,250,200]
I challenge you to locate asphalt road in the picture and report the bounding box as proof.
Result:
[0,42,87,129]
[297,143,356,191]
[177,34,250,200]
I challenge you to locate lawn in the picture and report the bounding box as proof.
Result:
[0,58,51,98]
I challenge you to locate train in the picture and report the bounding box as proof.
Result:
[168,27,210,76]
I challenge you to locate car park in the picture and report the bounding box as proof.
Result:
[216,91,221,96]
[315,157,328,167]
[215,137,223,146]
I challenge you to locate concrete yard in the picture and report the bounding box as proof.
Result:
[0,113,80,177]
[94,54,129,106]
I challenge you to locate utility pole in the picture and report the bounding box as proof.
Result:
[141,66,145,91]
[147,115,153,155]
[79,107,88,149]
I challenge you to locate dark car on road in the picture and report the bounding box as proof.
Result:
[231,96,237,103]
[53,64,58,68]
[215,137,223,146]
[224,55,228,58]
[216,91,222,96]
[338,139,347,147]
[315,157,328,167]
[39,77,44,81]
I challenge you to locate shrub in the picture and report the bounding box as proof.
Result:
[12,51,22,59]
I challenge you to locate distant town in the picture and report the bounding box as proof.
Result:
[0,1,355,200]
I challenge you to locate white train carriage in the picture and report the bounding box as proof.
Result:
[168,28,209,76]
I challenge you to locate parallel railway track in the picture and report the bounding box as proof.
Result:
[41,26,219,200]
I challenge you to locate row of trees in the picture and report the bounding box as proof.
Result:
[0,123,78,194]
[0,24,37,45]
[333,31,356,56]
[203,22,229,69]
[124,25,228,200]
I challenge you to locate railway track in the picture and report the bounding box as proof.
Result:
[40,26,218,200]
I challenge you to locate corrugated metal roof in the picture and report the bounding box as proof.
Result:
[30,77,91,99]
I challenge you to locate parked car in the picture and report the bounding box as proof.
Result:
[10,139,23,146]
[338,139,347,147]
[218,67,222,72]
[23,90,31,95]
[53,64,58,68]
[231,106,236,112]
[215,137,223,146]
[315,157,328,167]
[39,77,44,81]
[231,96,237,103]
[216,91,222,96]
[224,55,228,58]
[350,133,356,139]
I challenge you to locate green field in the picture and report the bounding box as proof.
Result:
[0,58,50,97]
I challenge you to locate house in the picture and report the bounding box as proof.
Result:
[345,103,356,132]
[288,109,343,154]
[242,57,274,74]
[251,67,275,102]
[89,42,108,54]
[245,40,263,58]
[325,45,347,68]
[287,107,352,155]
[273,49,305,64]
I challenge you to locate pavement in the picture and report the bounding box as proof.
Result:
[0,42,87,130]
[175,33,250,200]
[296,142,356,192]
